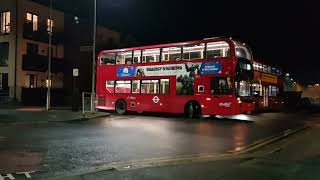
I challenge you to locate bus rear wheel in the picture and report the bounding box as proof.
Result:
[185,102,200,119]
[115,99,127,115]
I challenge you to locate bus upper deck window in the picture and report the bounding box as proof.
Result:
[162,46,182,62]
[142,48,160,63]
[183,44,204,61]
[117,51,133,65]
[100,52,116,65]
[133,50,142,64]
[206,41,230,59]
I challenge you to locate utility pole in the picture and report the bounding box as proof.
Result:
[91,0,97,113]
[46,0,52,111]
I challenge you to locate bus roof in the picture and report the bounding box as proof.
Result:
[99,37,237,54]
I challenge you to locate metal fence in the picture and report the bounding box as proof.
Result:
[0,93,10,105]
[82,92,97,115]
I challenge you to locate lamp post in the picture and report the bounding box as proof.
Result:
[91,0,97,113]
[46,0,52,111]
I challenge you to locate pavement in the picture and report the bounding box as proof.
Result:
[48,121,320,180]
[0,106,110,124]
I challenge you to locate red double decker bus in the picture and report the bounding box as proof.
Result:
[252,60,284,111]
[96,37,255,118]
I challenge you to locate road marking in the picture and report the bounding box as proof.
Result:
[0,171,35,179]
[0,174,15,180]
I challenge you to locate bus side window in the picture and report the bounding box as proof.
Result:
[133,50,142,64]
[142,48,160,63]
[115,80,131,93]
[183,44,205,61]
[106,80,115,93]
[141,80,159,94]
[162,46,181,62]
[117,51,132,65]
[160,79,170,94]
[132,80,140,94]
[100,52,116,65]
[211,77,233,95]
[206,41,230,59]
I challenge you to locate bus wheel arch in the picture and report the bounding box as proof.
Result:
[184,101,201,119]
[115,99,127,115]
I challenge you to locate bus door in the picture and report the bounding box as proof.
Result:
[210,77,235,114]
[137,79,170,112]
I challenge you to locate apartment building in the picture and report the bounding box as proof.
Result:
[0,0,123,105]
[0,0,64,104]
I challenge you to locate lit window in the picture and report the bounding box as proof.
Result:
[133,50,141,64]
[160,79,170,94]
[237,81,251,97]
[206,41,230,59]
[141,80,159,94]
[132,80,140,94]
[26,13,38,31]
[162,46,181,62]
[115,80,131,93]
[142,48,160,63]
[183,44,205,60]
[47,19,54,32]
[116,51,133,65]
[1,11,10,34]
[100,52,116,65]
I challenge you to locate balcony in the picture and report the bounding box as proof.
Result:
[23,22,64,44]
[22,54,64,73]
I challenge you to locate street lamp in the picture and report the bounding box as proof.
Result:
[91,0,97,113]
[46,0,53,111]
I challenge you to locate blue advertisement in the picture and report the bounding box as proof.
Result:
[199,62,222,75]
[117,66,137,77]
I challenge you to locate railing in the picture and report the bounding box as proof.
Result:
[22,54,64,72]
[0,93,10,104]
[82,92,98,115]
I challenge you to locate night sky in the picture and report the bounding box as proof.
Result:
[34,0,319,84]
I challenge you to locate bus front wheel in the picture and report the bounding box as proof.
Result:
[115,99,127,115]
[185,101,200,119]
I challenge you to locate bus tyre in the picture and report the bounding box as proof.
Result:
[185,102,200,119]
[115,99,127,115]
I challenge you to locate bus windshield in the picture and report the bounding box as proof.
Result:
[236,80,252,97]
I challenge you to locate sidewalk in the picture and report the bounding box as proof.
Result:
[49,124,320,180]
[0,107,110,124]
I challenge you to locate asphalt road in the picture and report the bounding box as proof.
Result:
[0,112,313,179]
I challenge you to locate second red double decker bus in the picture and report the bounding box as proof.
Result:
[96,37,255,118]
